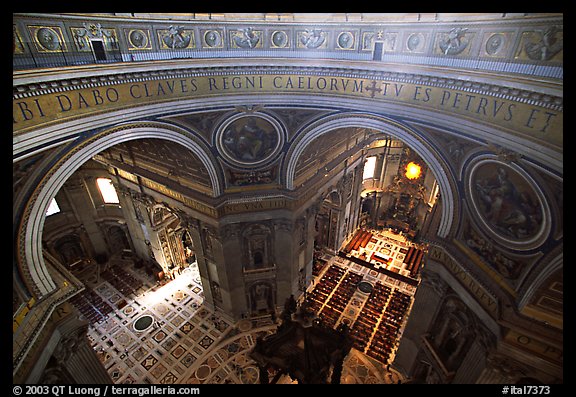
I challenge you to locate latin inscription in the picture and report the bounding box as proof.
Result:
[428,245,499,316]
[13,74,562,147]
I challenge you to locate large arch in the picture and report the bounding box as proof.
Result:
[16,122,222,298]
[284,112,457,238]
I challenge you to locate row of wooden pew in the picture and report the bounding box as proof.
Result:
[100,264,145,298]
[351,282,392,354]
[403,246,424,277]
[306,264,346,314]
[320,271,363,328]
[343,229,373,253]
[69,289,114,324]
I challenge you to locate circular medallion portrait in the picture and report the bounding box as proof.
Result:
[468,159,549,248]
[36,27,61,51]
[217,114,284,168]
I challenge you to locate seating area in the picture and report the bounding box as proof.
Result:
[312,255,328,277]
[366,289,411,363]
[101,263,145,299]
[69,289,114,324]
[343,229,373,253]
[320,270,363,328]
[305,256,415,365]
[403,246,424,278]
[351,282,391,353]
[307,264,346,314]
[69,261,150,324]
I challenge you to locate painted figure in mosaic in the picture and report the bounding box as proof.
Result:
[222,117,277,162]
[474,166,541,239]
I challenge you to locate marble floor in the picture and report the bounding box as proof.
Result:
[72,254,408,384]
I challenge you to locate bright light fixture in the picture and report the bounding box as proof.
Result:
[405,162,422,180]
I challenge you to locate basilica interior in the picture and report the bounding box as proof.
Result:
[13,13,563,385]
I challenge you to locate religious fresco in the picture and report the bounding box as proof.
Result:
[470,161,543,242]
[218,115,282,167]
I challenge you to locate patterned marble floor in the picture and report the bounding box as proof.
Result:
[76,258,406,384]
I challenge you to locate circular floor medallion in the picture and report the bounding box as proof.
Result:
[196,365,212,380]
[357,281,374,294]
[133,314,154,332]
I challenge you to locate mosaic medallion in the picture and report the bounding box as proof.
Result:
[160,372,178,384]
[240,366,259,384]
[199,335,214,349]
[486,33,505,55]
[337,31,355,49]
[468,158,549,248]
[271,31,289,48]
[179,322,193,334]
[153,330,168,343]
[216,114,284,168]
[33,26,63,51]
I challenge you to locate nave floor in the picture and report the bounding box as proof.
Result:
[73,259,406,384]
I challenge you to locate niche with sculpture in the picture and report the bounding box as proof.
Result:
[427,296,476,372]
[242,224,273,271]
[247,281,275,314]
[53,234,87,268]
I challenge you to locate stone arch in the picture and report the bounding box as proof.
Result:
[517,251,563,311]
[16,122,222,298]
[284,112,457,238]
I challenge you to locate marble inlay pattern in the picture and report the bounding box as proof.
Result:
[80,257,406,384]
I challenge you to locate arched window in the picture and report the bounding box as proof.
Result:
[363,156,377,179]
[46,197,60,216]
[96,178,119,204]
